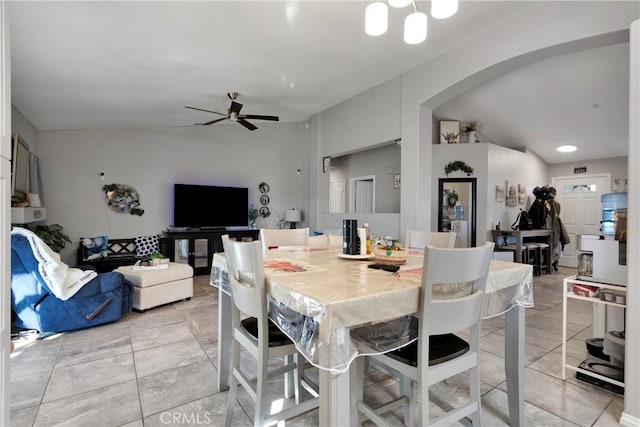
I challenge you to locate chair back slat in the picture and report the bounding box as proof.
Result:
[420,243,494,339]
[429,293,484,334]
[221,235,266,319]
[405,230,456,249]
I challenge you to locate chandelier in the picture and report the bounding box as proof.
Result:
[365,0,459,45]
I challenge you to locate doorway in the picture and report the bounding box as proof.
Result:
[330,179,346,213]
[437,178,477,247]
[551,174,610,267]
[350,175,375,213]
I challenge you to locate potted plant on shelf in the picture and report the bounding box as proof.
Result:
[462,121,480,143]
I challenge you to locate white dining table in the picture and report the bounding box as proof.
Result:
[210,247,533,426]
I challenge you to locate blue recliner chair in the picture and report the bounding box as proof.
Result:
[11,233,133,333]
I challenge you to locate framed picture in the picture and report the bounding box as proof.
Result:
[322,156,331,173]
[27,192,42,207]
[505,181,518,207]
[393,173,401,189]
[439,120,460,144]
[495,185,505,202]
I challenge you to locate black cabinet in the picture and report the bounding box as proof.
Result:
[166,229,260,275]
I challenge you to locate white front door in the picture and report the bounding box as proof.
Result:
[551,174,610,267]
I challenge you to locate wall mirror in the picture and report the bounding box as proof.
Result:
[327,141,400,213]
[12,134,30,198]
[438,178,477,247]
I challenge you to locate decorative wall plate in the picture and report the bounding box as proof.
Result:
[260,194,270,205]
[259,182,270,194]
[260,206,270,217]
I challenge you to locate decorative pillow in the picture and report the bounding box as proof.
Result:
[81,236,109,261]
[136,235,160,258]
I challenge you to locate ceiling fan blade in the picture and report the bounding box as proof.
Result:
[185,106,226,116]
[237,118,258,131]
[229,101,243,115]
[196,117,227,126]
[241,114,279,122]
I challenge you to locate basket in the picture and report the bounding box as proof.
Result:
[372,246,408,265]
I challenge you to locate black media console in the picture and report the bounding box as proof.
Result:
[166,228,260,275]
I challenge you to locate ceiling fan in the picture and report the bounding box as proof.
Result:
[185,92,279,131]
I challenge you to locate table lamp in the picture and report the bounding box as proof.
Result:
[285,209,301,229]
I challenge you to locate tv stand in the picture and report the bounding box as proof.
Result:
[166,228,259,275]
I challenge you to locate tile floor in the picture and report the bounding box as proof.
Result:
[10,267,626,426]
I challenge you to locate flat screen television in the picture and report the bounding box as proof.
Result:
[173,183,249,229]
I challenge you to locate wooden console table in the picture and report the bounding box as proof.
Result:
[491,229,553,263]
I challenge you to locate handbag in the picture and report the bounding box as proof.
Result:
[511,209,533,230]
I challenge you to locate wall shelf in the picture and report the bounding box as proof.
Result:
[11,207,46,224]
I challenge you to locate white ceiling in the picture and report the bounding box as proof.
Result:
[9,1,631,164]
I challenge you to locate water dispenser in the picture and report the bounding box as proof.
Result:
[601,193,626,238]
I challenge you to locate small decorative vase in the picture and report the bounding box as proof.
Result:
[249,220,257,229]
[467,131,476,143]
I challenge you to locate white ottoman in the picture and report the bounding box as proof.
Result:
[116,262,194,311]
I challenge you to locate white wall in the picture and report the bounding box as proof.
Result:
[487,145,549,239]
[36,123,310,265]
[11,106,37,154]
[548,156,628,190]
[319,76,401,157]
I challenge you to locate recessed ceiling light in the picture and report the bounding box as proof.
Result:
[556,145,577,153]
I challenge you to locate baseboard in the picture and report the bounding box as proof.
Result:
[619,411,640,427]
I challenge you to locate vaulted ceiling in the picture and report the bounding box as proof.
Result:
[9,1,633,164]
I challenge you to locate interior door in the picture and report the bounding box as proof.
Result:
[330,179,345,213]
[552,174,610,267]
[350,176,375,213]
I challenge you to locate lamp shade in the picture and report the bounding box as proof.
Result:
[285,209,301,223]
[404,11,427,45]
[365,1,388,36]
[431,0,458,19]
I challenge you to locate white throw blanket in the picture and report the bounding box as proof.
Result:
[12,227,97,301]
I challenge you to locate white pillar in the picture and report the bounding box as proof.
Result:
[621,18,640,427]
[0,1,11,425]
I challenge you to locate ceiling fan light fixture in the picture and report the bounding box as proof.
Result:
[556,145,577,153]
[388,0,412,8]
[431,0,458,19]
[404,11,427,45]
[365,1,388,36]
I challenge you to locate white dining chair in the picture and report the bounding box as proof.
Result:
[221,235,318,426]
[404,229,456,249]
[308,234,329,248]
[351,242,494,426]
[259,227,310,253]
